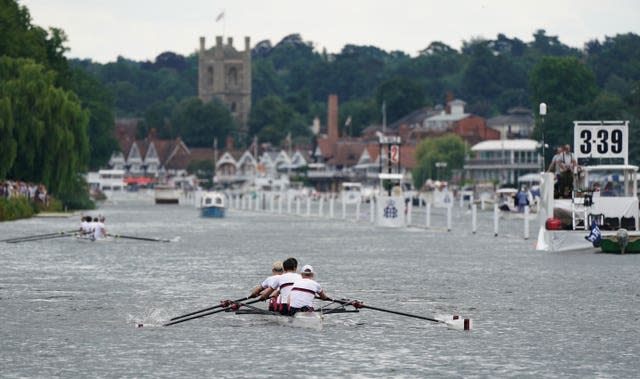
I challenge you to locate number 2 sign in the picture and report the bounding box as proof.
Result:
[573,121,628,164]
[390,144,399,163]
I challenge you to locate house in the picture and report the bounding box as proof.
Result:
[110,122,192,179]
[388,94,500,148]
[487,107,536,138]
[463,139,543,185]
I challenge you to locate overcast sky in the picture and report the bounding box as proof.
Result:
[19,0,640,63]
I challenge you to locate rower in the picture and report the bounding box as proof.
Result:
[259,257,300,314]
[80,216,93,238]
[248,261,284,310]
[287,264,329,315]
[93,216,107,240]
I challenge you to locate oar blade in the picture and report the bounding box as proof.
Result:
[440,315,473,330]
[327,298,472,331]
[168,297,249,322]
[164,298,261,327]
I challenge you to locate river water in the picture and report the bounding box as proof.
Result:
[1,194,639,378]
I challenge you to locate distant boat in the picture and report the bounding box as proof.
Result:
[200,191,226,218]
[154,185,180,204]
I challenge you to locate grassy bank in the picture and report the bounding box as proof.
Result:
[0,197,64,221]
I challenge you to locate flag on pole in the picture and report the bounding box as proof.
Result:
[345,116,352,126]
[216,11,225,22]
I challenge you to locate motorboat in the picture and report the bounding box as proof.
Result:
[536,121,639,253]
[199,191,226,218]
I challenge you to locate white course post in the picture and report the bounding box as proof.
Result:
[472,204,477,234]
[493,203,499,236]
[524,205,530,240]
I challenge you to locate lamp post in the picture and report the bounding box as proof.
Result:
[539,102,547,171]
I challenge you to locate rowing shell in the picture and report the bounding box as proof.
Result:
[75,235,114,243]
[236,310,324,331]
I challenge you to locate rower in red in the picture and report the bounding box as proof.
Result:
[248,260,284,311]
[258,257,300,314]
[287,264,329,315]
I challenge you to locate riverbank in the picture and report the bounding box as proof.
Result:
[0,196,64,221]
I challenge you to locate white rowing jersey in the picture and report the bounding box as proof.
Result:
[81,221,92,235]
[260,274,281,290]
[93,221,106,239]
[288,277,323,309]
[270,272,301,304]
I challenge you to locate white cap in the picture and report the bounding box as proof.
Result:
[301,264,314,274]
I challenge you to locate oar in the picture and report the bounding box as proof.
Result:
[328,298,472,330]
[5,231,78,243]
[168,297,249,322]
[163,298,262,327]
[1,230,77,243]
[108,233,172,243]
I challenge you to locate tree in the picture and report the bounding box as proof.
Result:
[171,97,236,148]
[248,95,309,146]
[375,77,425,124]
[586,33,640,96]
[529,29,580,57]
[412,134,466,189]
[0,97,17,179]
[461,40,528,111]
[70,67,118,170]
[0,57,89,196]
[530,56,599,151]
[339,98,378,137]
[141,97,177,139]
[0,1,71,87]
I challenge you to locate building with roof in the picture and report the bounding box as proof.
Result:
[487,107,535,138]
[389,95,500,146]
[463,139,543,184]
[110,125,192,179]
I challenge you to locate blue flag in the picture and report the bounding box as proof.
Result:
[585,220,601,247]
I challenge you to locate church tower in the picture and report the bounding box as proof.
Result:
[198,36,252,134]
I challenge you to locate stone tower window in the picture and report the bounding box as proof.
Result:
[231,102,237,112]
[227,66,238,87]
[207,66,214,86]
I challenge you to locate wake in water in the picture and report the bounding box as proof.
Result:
[128,307,173,328]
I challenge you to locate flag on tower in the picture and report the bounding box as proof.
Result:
[216,11,225,22]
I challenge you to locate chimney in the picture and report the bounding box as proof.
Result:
[226,136,234,151]
[227,37,233,47]
[199,36,205,52]
[327,94,339,141]
[445,92,454,114]
[149,128,157,140]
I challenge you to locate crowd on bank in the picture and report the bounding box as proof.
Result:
[0,181,49,206]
